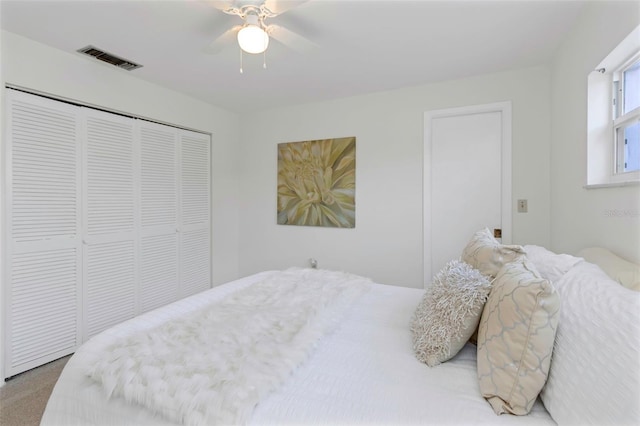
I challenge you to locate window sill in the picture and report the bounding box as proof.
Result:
[584,180,640,189]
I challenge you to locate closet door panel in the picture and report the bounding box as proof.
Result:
[179,130,211,294]
[82,109,137,340]
[180,228,210,297]
[140,234,178,313]
[84,110,136,238]
[85,241,135,338]
[140,124,177,232]
[6,90,81,376]
[10,93,80,245]
[180,131,210,231]
[10,248,79,373]
[138,121,179,311]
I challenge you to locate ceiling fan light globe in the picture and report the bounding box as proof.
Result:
[237,25,269,54]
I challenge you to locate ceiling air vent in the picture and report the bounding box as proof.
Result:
[77,45,142,71]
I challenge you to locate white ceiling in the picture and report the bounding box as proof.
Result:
[1,0,587,113]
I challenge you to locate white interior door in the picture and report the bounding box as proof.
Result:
[424,102,511,286]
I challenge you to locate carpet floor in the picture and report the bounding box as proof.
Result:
[0,356,70,426]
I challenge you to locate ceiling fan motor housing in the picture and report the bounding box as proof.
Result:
[237,11,269,54]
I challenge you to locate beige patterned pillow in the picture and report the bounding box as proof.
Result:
[477,258,560,415]
[462,228,525,278]
[411,260,492,367]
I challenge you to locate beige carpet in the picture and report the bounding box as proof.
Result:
[0,356,70,426]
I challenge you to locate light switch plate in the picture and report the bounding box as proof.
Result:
[517,199,528,213]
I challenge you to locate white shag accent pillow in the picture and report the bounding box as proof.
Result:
[411,260,492,367]
[461,228,525,278]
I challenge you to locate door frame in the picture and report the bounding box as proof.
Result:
[423,101,512,286]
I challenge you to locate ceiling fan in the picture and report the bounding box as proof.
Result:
[206,0,315,60]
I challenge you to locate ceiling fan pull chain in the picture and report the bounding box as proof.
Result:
[240,48,244,74]
[263,25,267,69]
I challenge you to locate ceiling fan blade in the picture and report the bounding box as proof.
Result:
[210,0,237,12]
[204,25,242,54]
[264,0,309,16]
[267,24,317,53]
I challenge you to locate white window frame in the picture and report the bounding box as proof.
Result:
[613,56,640,174]
[586,25,640,188]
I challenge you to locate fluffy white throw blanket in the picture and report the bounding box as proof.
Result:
[88,268,371,425]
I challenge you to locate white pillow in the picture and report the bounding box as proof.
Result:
[578,247,640,291]
[523,245,583,283]
[540,261,640,425]
[411,260,491,367]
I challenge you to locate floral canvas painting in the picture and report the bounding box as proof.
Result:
[277,137,355,228]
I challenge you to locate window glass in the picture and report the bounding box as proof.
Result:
[622,121,640,172]
[623,61,640,114]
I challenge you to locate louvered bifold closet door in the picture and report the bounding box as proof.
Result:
[138,121,179,313]
[179,130,211,297]
[6,90,82,376]
[82,109,137,340]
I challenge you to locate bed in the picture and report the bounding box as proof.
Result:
[41,240,640,426]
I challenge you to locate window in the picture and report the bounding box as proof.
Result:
[587,25,640,187]
[614,58,640,173]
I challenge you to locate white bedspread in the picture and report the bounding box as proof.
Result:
[42,271,555,426]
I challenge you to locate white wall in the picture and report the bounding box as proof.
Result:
[238,66,552,288]
[0,31,241,381]
[550,2,640,262]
